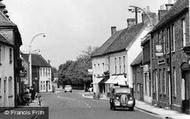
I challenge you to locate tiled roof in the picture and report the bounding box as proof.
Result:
[151,0,188,33]
[131,51,143,66]
[105,23,145,54]
[91,30,123,57]
[0,33,12,46]
[0,11,15,26]
[21,53,51,67]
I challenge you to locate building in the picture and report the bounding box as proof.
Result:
[22,53,52,93]
[91,26,122,95]
[0,34,15,107]
[131,52,143,101]
[140,35,153,104]
[150,0,189,113]
[0,1,22,107]
[91,9,156,97]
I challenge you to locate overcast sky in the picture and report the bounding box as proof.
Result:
[4,0,168,68]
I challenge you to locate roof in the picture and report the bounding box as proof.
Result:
[131,52,143,66]
[91,30,123,57]
[21,53,51,67]
[92,23,145,57]
[151,0,188,33]
[0,11,15,27]
[105,23,145,54]
[0,33,12,46]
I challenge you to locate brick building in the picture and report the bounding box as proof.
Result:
[150,0,190,113]
[131,52,143,101]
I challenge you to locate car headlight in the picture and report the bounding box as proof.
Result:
[129,97,133,100]
[116,97,119,100]
[128,100,134,105]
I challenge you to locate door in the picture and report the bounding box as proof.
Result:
[4,79,7,106]
[182,71,190,114]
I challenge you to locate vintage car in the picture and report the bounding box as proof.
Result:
[64,85,72,93]
[109,86,135,111]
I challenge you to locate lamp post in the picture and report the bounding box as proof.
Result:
[129,5,153,27]
[29,33,46,87]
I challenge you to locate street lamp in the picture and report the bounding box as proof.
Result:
[29,33,46,87]
[129,5,153,27]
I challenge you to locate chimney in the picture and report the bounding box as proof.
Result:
[127,18,136,27]
[165,0,174,10]
[158,10,167,20]
[165,4,173,10]
[141,6,157,25]
[111,26,116,35]
[47,60,51,65]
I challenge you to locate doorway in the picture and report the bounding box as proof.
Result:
[181,70,190,114]
[4,79,7,106]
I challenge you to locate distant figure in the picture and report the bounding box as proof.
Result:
[23,87,31,105]
[30,86,36,100]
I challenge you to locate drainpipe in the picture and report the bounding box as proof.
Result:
[169,27,173,109]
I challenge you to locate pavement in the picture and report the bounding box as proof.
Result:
[82,92,190,119]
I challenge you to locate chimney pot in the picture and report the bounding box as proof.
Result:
[127,18,136,27]
[111,26,116,35]
[165,4,173,10]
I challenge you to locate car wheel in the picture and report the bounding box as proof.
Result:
[110,104,113,110]
[129,107,134,111]
[112,106,115,110]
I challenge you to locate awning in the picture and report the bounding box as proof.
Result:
[92,77,103,84]
[113,75,128,85]
[105,76,117,84]
[99,77,109,84]
[105,75,128,85]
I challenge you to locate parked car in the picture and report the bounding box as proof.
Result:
[64,85,72,93]
[109,86,135,111]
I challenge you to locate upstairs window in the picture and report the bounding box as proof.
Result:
[102,63,104,72]
[123,56,125,73]
[182,19,186,47]
[115,58,117,74]
[119,57,121,74]
[9,48,13,64]
[0,45,1,65]
[171,24,175,51]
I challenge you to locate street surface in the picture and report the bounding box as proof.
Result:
[41,89,161,119]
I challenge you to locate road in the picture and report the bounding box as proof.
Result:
[41,89,161,119]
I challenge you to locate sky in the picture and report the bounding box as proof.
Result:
[3,0,169,68]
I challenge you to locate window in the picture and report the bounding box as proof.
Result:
[173,67,177,96]
[115,58,117,74]
[119,57,121,74]
[171,24,175,51]
[0,78,1,93]
[163,68,166,94]
[159,69,162,93]
[167,28,170,53]
[0,45,1,64]
[94,64,96,72]
[144,73,147,95]
[8,77,13,96]
[123,56,125,73]
[102,63,104,72]
[9,48,13,64]
[182,19,186,47]
[163,30,166,54]
[149,73,151,97]
[153,70,156,93]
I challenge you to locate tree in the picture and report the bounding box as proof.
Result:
[58,46,99,89]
